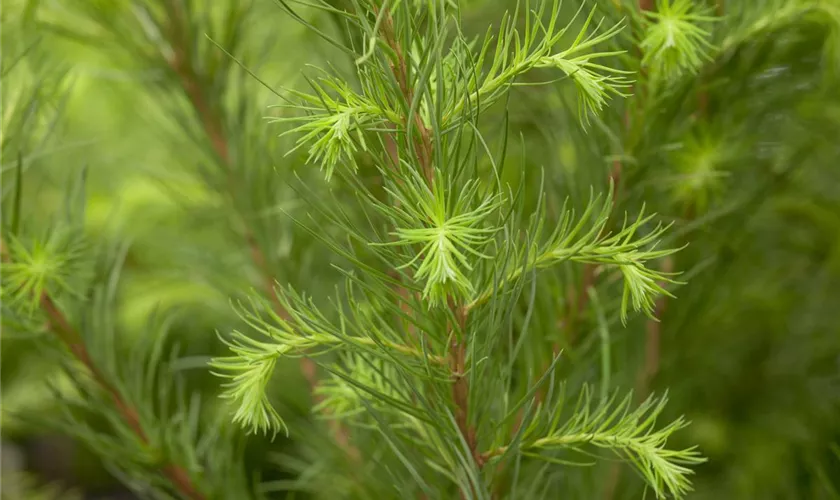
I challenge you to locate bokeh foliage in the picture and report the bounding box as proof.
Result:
[2,0,840,498]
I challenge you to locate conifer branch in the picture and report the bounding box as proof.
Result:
[208,2,705,496]
[365,2,486,479]
[160,0,322,395]
[467,193,678,323]
[15,0,837,496]
[165,0,229,165]
[372,3,486,482]
[163,0,367,462]
[373,3,482,475]
[481,392,704,500]
[0,241,206,500]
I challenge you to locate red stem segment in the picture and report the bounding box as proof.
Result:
[375,4,482,489]
[162,1,324,396]
[448,301,483,469]
[636,257,673,398]
[377,6,435,185]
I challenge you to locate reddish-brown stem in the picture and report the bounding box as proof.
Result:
[380,0,487,475]
[374,8,473,467]
[2,242,205,500]
[161,0,364,462]
[168,45,228,164]
[161,0,325,397]
[375,11,482,476]
[448,300,482,469]
[375,12,485,489]
[636,256,673,398]
[374,5,481,476]
[446,299,486,500]
[377,6,435,186]
[602,1,660,497]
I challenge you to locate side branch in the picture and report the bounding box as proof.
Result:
[1,242,205,500]
[375,2,486,486]
[161,0,322,394]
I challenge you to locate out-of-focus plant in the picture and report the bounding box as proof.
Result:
[3,0,839,498]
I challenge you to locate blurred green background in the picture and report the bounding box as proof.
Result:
[2,0,840,498]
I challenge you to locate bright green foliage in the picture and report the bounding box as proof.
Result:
[211,333,289,437]
[640,0,716,79]
[4,0,840,499]
[1,232,87,312]
[535,7,634,120]
[669,131,730,212]
[314,352,407,419]
[210,1,696,496]
[278,0,634,178]
[444,2,633,124]
[512,192,678,323]
[496,390,704,499]
[270,76,394,181]
[383,179,501,306]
